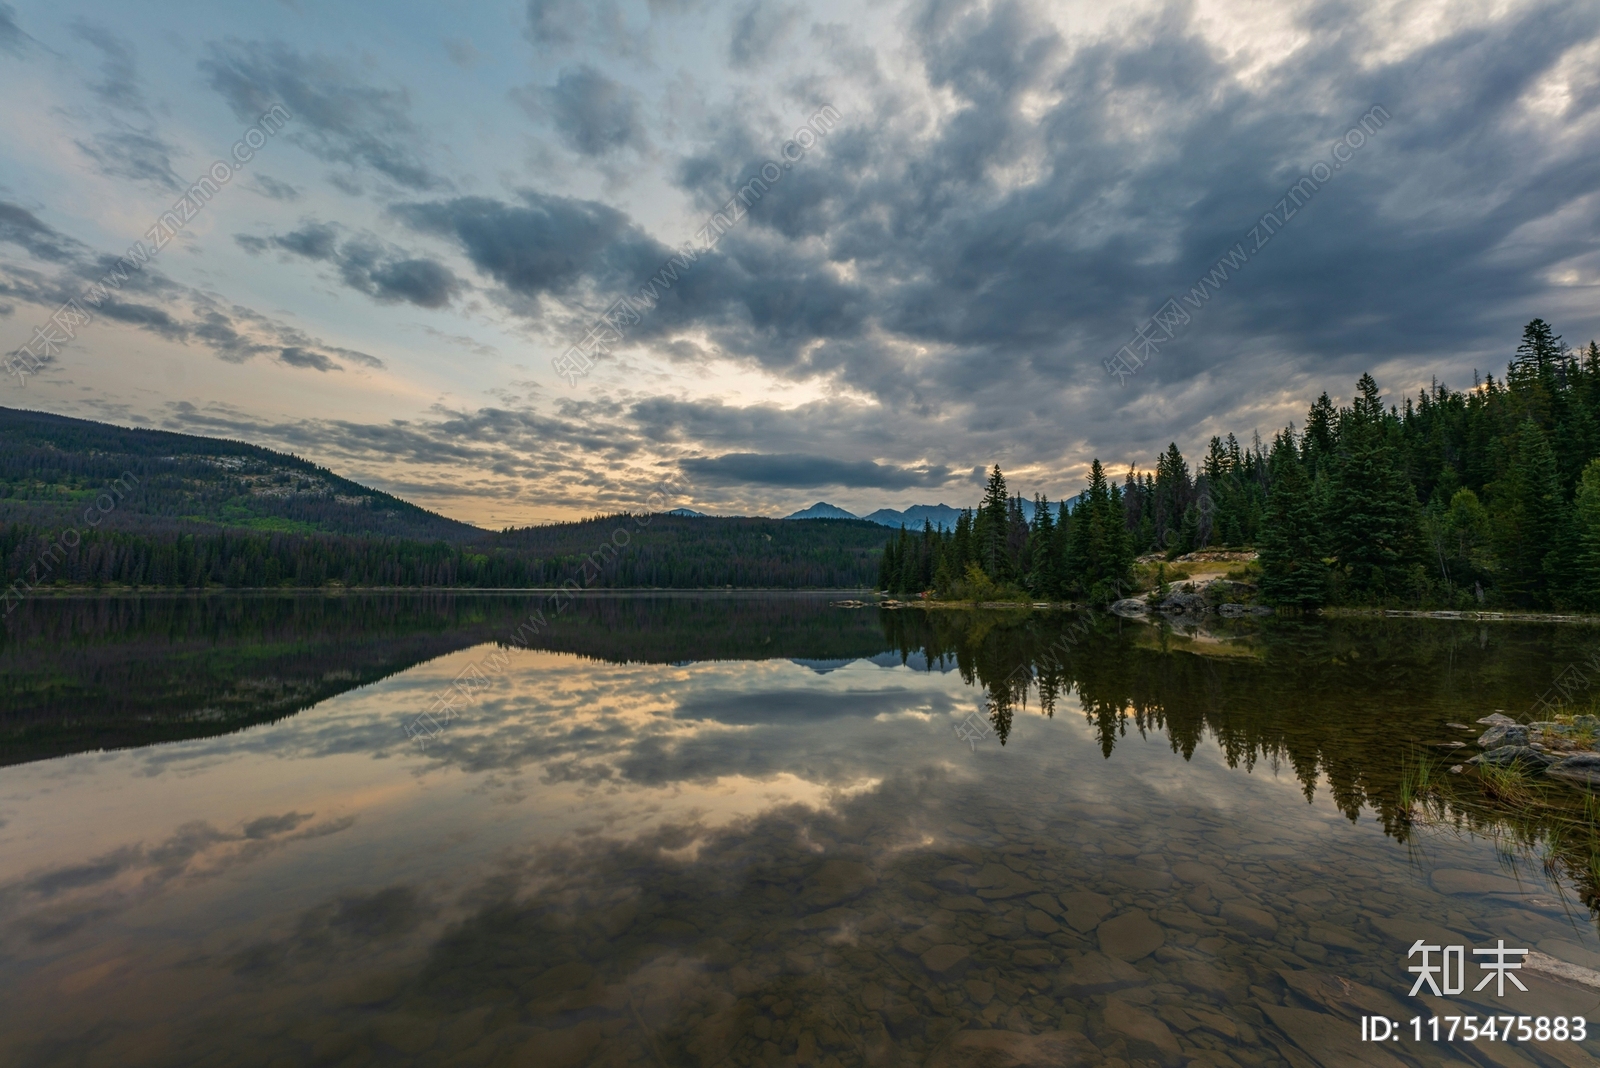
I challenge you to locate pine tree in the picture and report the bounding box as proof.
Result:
[1029,494,1059,597]
[1063,459,1134,605]
[1490,420,1565,605]
[1303,392,1338,475]
[975,465,1009,581]
[1571,458,1600,610]
[952,508,974,573]
[1324,377,1422,601]
[1258,432,1326,607]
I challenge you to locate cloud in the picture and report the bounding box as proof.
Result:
[238,222,463,309]
[71,21,146,111]
[392,190,663,298]
[535,65,649,156]
[278,346,341,372]
[0,202,88,263]
[680,452,955,490]
[200,39,443,190]
[0,3,37,56]
[251,174,300,201]
[525,0,587,46]
[443,37,480,69]
[66,23,186,191]
[728,1,800,68]
[73,127,184,191]
[0,206,385,373]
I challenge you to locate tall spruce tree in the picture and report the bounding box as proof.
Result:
[1324,377,1422,600]
[1491,420,1565,605]
[1258,431,1326,607]
[1063,459,1134,605]
[1572,458,1600,610]
[975,465,1010,581]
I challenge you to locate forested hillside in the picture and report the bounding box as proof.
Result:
[0,409,890,592]
[882,319,1600,611]
[0,406,481,541]
[0,513,887,592]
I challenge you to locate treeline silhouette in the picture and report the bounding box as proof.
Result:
[0,514,888,592]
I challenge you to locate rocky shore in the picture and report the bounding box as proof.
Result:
[1111,579,1271,620]
[1461,712,1600,787]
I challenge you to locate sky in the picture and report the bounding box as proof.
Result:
[1,0,1598,527]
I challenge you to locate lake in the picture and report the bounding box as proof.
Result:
[1,592,1598,1067]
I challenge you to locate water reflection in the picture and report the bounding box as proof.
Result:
[0,595,1598,1066]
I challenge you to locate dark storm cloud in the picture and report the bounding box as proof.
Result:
[238,222,462,309]
[546,0,1600,470]
[680,452,954,490]
[392,191,665,297]
[539,65,649,156]
[863,0,1600,402]
[389,182,869,373]
[200,39,443,190]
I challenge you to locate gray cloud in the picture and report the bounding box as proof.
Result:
[0,203,88,263]
[71,21,146,111]
[680,452,955,490]
[11,0,1600,514]
[278,346,341,372]
[73,127,184,192]
[251,174,301,201]
[200,39,443,191]
[728,1,800,68]
[0,203,383,373]
[537,65,648,156]
[238,222,462,309]
[392,190,664,297]
[0,3,36,55]
[67,23,185,191]
[443,37,480,69]
[525,0,586,46]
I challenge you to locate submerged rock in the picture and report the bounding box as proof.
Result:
[1098,910,1165,961]
[1477,713,1517,727]
[924,1028,1098,1068]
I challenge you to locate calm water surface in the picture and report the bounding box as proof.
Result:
[2,593,1599,1067]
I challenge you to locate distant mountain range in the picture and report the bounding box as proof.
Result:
[778,497,1082,531]
[783,502,967,529]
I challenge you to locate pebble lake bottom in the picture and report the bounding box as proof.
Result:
[0,592,1598,1067]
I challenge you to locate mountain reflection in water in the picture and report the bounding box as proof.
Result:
[1,593,1598,1067]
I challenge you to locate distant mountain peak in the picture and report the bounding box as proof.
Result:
[862,503,964,531]
[783,502,859,520]
[666,506,707,517]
